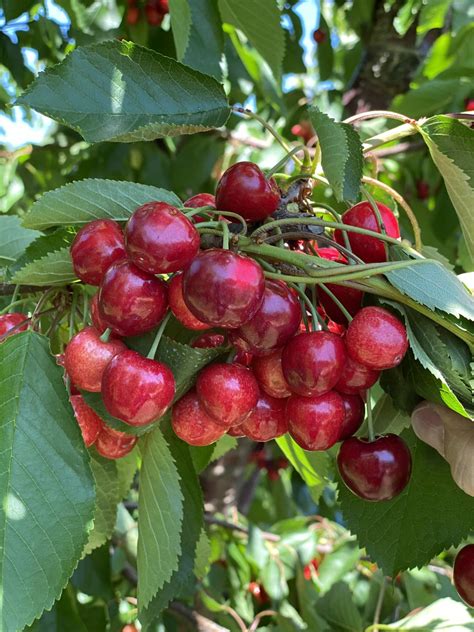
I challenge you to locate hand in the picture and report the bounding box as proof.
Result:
[411,401,474,496]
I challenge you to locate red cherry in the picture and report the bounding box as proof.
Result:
[227,424,245,438]
[312,28,326,43]
[196,363,259,426]
[90,293,109,335]
[232,344,254,367]
[69,394,104,447]
[334,201,400,263]
[464,98,474,112]
[416,180,430,200]
[126,6,140,25]
[336,354,380,394]
[316,246,346,262]
[252,349,291,399]
[169,273,208,331]
[215,161,280,222]
[102,350,175,426]
[95,425,138,459]
[290,120,314,144]
[287,391,344,451]
[184,193,216,209]
[248,582,269,604]
[56,353,80,394]
[98,260,168,337]
[183,249,264,328]
[157,0,169,12]
[240,394,287,442]
[337,434,412,501]
[319,283,363,324]
[191,333,226,349]
[70,219,126,286]
[125,202,200,274]
[304,558,320,580]
[338,393,365,441]
[453,544,474,607]
[0,313,28,340]
[236,280,301,355]
[64,326,126,392]
[346,306,408,370]
[145,3,164,25]
[282,331,346,397]
[172,389,228,445]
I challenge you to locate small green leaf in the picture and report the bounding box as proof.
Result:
[420,116,474,263]
[23,179,182,230]
[218,0,285,80]
[11,246,75,286]
[19,40,230,143]
[338,429,474,576]
[137,425,184,610]
[317,542,361,594]
[83,454,119,556]
[0,331,95,631]
[385,597,474,630]
[10,229,75,277]
[0,215,40,265]
[372,393,411,435]
[316,581,363,632]
[276,434,329,502]
[308,106,363,202]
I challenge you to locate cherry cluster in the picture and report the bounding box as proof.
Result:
[126,0,168,27]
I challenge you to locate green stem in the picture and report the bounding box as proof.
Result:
[0,297,32,315]
[362,122,419,153]
[221,221,230,250]
[196,221,222,230]
[289,282,321,331]
[267,145,308,177]
[319,284,353,322]
[100,328,111,343]
[69,289,78,339]
[8,285,20,310]
[188,209,248,236]
[147,312,171,360]
[82,291,89,325]
[362,186,389,260]
[366,389,375,441]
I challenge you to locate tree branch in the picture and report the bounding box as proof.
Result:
[169,601,231,632]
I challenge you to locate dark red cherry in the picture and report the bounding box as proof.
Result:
[282,331,346,397]
[98,260,168,337]
[346,306,408,370]
[240,394,287,442]
[215,162,280,222]
[236,280,301,355]
[95,425,137,459]
[183,249,265,328]
[191,333,226,349]
[125,202,200,274]
[287,391,344,451]
[196,362,260,426]
[337,434,412,501]
[70,394,104,446]
[252,349,291,399]
[168,273,208,331]
[70,219,126,285]
[145,1,164,25]
[227,424,245,438]
[319,283,363,324]
[64,326,126,392]
[338,393,365,440]
[126,5,140,25]
[334,201,400,263]
[0,312,28,340]
[90,293,109,335]
[172,389,228,445]
[453,544,474,607]
[336,355,380,395]
[184,193,216,209]
[102,350,175,426]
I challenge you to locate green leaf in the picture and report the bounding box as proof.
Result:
[83,453,119,556]
[19,40,230,143]
[308,107,363,202]
[194,529,212,579]
[9,229,75,277]
[27,584,88,632]
[338,429,474,576]
[392,79,469,118]
[372,393,411,435]
[10,246,75,286]
[137,425,183,609]
[0,331,95,631]
[317,543,361,594]
[276,434,329,502]
[316,581,363,632]
[116,447,139,499]
[218,0,285,80]
[420,116,474,264]
[3,0,37,21]
[22,179,182,230]
[0,216,40,265]
[384,597,474,630]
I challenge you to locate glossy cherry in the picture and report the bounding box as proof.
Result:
[227,424,245,438]
[319,283,363,324]
[125,202,200,274]
[98,260,168,337]
[287,391,344,451]
[69,394,104,447]
[346,306,408,370]
[64,326,126,392]
[282,331,346,397]
[70,219,126,285]
[453,544,474,607]
[338,393,365,441]
[0,313,28,340]
[102,350,175,426]
[196,362,260,426]
[168,273,209,331]
[334,201,400,263]
[183,249,264,328]
[252,349,291,399]
[236,280,301,355]
[337,434,412,501]
[215,161,280,222]
[336,355,380,395]
[191,333,226,349]
[90,293,109,335]
[240,394,287,442]
[184,193,216,209]
[172,389,228,445]
[95,425,138,460]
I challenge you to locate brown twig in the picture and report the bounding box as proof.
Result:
[0,284,49,296]
[204,514,280,543]
[249,609,278,631]
[169,601,231,632]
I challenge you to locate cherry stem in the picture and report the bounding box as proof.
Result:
[319,283,353,322]
[362,122,419,154]
[365,389,375,442]
[267,144,311,177]
[290,282,323,331]
[82,290,89,325]
[344,110,417,126]
[187,208,248,235]
[0,297,32,315]
[362,186,389,261]
[8,285,20,311]
[221,221,230,250]
[147,312,171,360]
[310,202,353,255]
[100,328,112,343]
